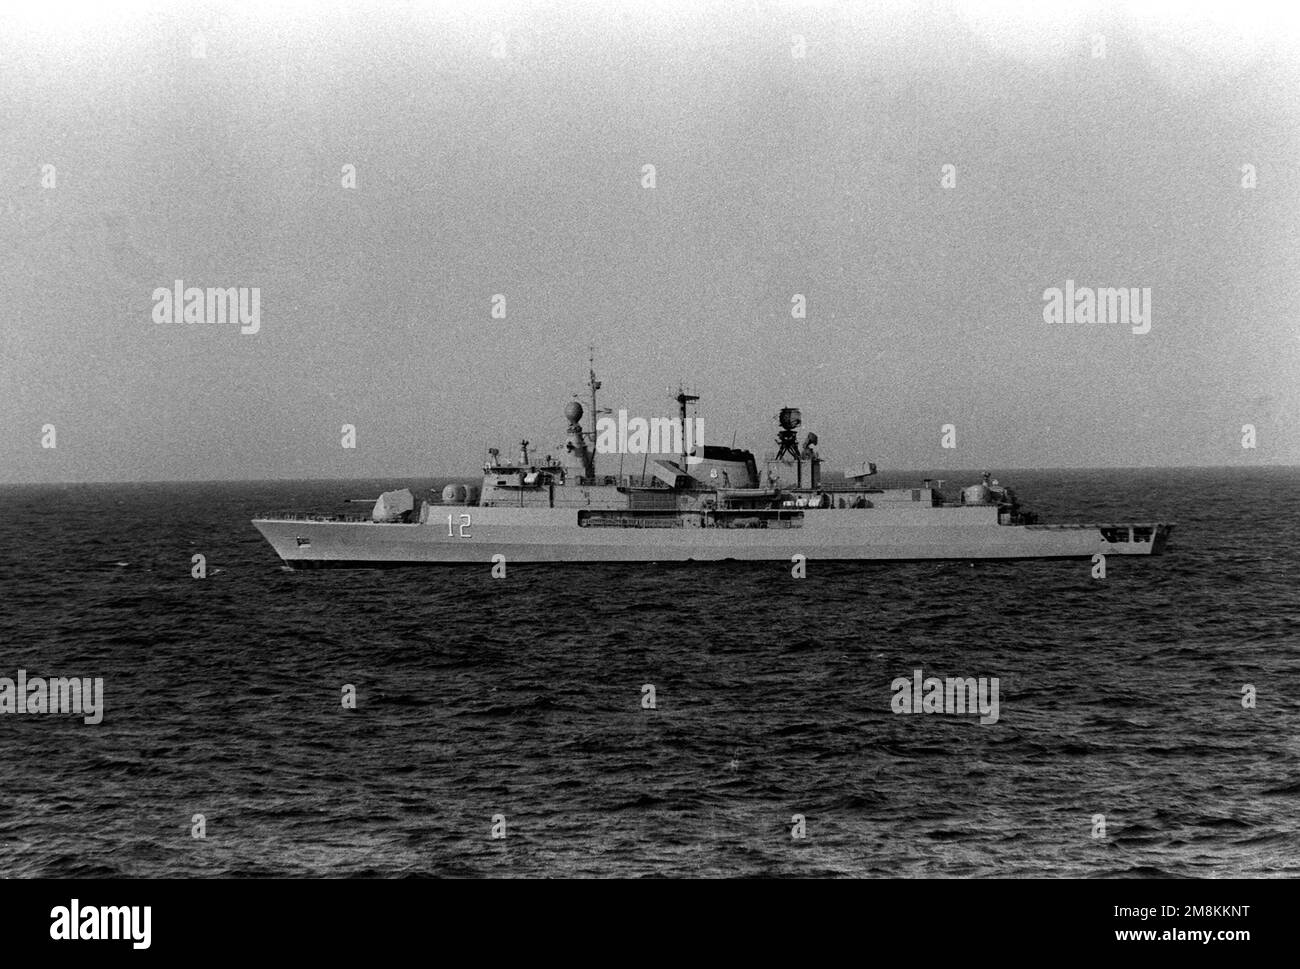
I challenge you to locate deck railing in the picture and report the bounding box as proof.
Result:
[255,511,374,523]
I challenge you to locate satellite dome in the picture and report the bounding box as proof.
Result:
[565,401,584,424]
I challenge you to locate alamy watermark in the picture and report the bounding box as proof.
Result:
[594,409,705,465]
[151,280,260,334]
[1042,280,1151,334]
[891,668,999,724]
[50,899,150,949]
[0,670,103,724]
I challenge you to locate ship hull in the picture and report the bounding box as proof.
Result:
[252,506,1173,568]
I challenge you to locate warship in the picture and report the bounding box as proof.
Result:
[252,363,1173,567]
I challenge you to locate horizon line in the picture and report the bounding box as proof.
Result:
[3,464,1296,487]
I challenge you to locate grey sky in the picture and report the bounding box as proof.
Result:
[2,0,1297,483]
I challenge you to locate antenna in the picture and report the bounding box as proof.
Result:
[674,382,700,472]
[587,346,602,473]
